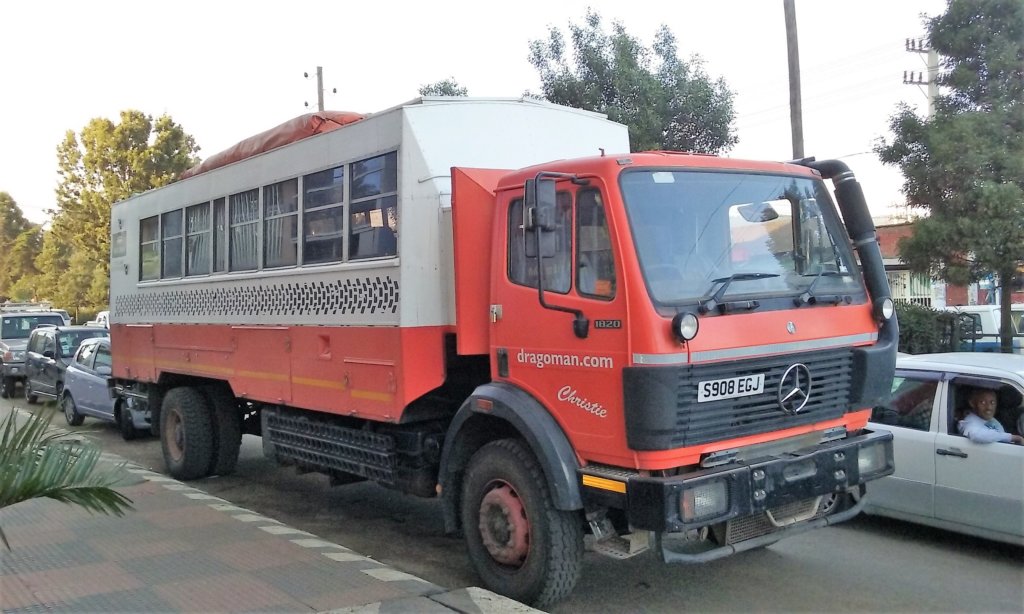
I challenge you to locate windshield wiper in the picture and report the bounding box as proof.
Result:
[794,270,854,306]
[698,272,780,314]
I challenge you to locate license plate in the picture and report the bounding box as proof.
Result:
[697,374,765,403]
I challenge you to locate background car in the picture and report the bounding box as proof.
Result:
[86,310,110,328]
[62,337,148,439]
[24,325,109,404]
[866,352,1024,546]
[0,311,67,398]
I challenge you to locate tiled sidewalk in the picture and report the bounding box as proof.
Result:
[0,456,537,613]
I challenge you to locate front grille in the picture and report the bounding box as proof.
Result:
[724,497,822,545]
[624,348,854,450]
[679,349,852,445]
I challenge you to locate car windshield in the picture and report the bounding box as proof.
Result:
[59,331,108,357]
[620,169,864,308]
[1,315,66,339]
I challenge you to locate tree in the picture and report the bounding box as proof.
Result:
[42,111,199,309]
[0,408,133,549]
[0,192,42,301]
[876,0,1024,353]
[419,78,468,97]
[527,10,737,154]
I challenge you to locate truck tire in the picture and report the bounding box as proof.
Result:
[160,387,214,480]
[0,376,12,399]
[201,385,242,476]
[460,439,583,608]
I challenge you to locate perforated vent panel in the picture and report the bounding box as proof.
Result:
[114,275,399,321]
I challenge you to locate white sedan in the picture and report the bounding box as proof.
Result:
[866,352,1024,545]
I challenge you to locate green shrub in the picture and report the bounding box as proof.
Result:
[895,302,969,354]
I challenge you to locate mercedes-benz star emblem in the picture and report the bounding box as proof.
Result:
[778,363,812,414]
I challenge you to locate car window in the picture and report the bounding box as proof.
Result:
[59,330,107,357]
[873,375,938,432]
[42,333,56,355]
[94,346,112,370]
[77,342,98,369]
[27,331,44,353]
[0,315,64,339]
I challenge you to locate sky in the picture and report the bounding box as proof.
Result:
[0,0,947,225]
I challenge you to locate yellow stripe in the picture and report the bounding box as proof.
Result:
[155,359,234,377]
[582,475,627,494]
[352,389,393,402]
[292,376,346,391]
[154,360,383,399]
[237,370,289,382]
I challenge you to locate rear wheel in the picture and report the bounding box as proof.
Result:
[63,393,84,426]
[201,385,242,476]
[24,380,38,404]
[460,439,583,608]
[160,387,214,480]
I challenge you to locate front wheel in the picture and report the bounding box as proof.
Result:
[117,400,139,441]
[24,380,38,404]
[63,394,84,426]
[160,387,214,480]
[460,439,583,608]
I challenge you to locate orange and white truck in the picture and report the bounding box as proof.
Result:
[108,97,897,607]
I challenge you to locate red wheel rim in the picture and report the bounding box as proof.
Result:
[478,480,530,566]
[164,408,184,461]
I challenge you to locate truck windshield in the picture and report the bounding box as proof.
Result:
[621,169,863,308]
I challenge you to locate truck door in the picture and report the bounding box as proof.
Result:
[492,185,628,458]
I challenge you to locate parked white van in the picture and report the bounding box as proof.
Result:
[946,304,1024,353]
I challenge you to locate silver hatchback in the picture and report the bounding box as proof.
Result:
[62,337,149,440]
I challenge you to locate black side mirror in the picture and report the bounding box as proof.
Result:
[524,178,557,258]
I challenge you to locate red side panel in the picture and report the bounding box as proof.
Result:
[111,323,448,423]
[451,167,509,356]
[180,111,365,179]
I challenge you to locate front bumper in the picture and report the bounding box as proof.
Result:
[611,429,893,535]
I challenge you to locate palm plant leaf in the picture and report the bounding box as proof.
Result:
[0,408,134,549]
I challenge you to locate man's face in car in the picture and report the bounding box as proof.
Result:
[969,390,998,421]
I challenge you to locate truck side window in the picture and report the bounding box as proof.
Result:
[350,152,398,260]
[576,190,615,299]
[508,193,571,293]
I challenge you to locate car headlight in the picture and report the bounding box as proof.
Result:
[680,480,729,522]
[12,351,25,362]
[858,442,888,476]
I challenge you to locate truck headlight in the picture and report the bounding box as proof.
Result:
[680,480,729,522]
[858,442,888,476]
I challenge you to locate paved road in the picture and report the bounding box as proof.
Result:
[7,396,1023,612]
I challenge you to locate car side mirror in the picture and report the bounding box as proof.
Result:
[96,365,112,376]
[43,350,54,359]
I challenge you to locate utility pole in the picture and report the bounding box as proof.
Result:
[903,36,945,309]
[783,0,804,159]
[903,38,939,117]
[304,66,336,112]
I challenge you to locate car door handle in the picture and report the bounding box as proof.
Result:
[936,448,968,458]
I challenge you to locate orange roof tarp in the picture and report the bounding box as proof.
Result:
[180,111,365,179]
